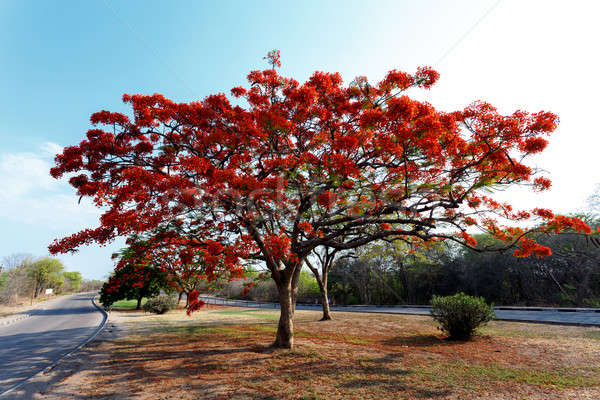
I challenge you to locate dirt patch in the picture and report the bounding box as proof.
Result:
[30,307,600,399]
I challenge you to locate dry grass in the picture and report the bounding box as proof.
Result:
[0,295,59,318]
[45,306,600,399]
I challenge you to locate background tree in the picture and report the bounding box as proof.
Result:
[528,227,600,306]
[0,254,33,304]
[329,240,454,305]
[587,183,600,217]
[81,279,104,292]
[49,51,595,348]
[63,271,83,292]
[27,257,64,298]
[99,263,168,309]
[305,246,352,320]
[328,225,600,307]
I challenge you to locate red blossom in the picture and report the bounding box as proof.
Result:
[533,176,552,191]
[460,232,477,247]
[520,136,548,153]
[186,290,205,315]
[415,66,439,89]
[264,233,291,261]
[532,208,554,219]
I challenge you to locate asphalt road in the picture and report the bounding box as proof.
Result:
[199,296,600,326]
[0,293,105,396]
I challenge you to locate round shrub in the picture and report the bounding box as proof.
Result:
[143,295,176,314]
[430,292,495,340]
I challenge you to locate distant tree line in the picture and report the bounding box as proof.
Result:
[327,224,600,307]
[210,218,600,308]
[0,254,100,305]
[98,227,600,308]
[100,200,600,311]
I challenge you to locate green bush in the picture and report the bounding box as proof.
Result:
[143,295,176,314]
[430,292,495,340]
[297,270,320,299]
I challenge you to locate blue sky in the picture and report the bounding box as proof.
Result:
[1,1,599,279]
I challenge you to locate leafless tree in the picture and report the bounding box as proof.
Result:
[0,254,34,304]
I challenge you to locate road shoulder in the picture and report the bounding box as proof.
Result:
[0,295,72,327]
[2,312,124,400]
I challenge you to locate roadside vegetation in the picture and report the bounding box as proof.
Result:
[110,298,149,310]
[430,293,495,340]
[0,253,100,315]
[209,224,600,311]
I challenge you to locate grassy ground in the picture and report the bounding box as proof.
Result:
[111,298,148,310]
[46,306,600,399]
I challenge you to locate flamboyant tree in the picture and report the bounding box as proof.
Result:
[50,51,597,348]
[118,225,247,312]
[99,261,168,309]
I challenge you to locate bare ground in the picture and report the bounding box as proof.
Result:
[0,295,64,319]
[18,305,600,399]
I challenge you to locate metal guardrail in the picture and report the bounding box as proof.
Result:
[199,296,600,313]
[200,296,280,309]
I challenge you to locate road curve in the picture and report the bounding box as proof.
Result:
[0,293,105,396]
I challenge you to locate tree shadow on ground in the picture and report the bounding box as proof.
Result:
[8,322,460,400]
[380,333,479,348]
[0,326,102,398]
[33,321,455,399]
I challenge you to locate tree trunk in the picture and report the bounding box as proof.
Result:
[305,258,333,321]
[178,291,184,305]
[314,273,331,321]
[274,282,294,349]
[136,296,143,310]
[320,281,332,321]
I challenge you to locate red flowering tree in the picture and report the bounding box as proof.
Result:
[99,260,168,310]
[115,223,247,313]
[50,51,595,348]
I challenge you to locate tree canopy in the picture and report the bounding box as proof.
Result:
[114,229,247,313]
[99,257,169,310]
[28,257,65,298]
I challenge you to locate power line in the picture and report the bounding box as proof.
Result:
[101,0,198,99]
[435,0,503,67]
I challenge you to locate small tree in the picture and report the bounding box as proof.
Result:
[305,246,355,320]
[63,271,83,292]
[1,268,30,304]
[114,228,246,312]
[430,293,495,340]
[0,254,33,304]
[27,257,65,298]
[99,263,168,309]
